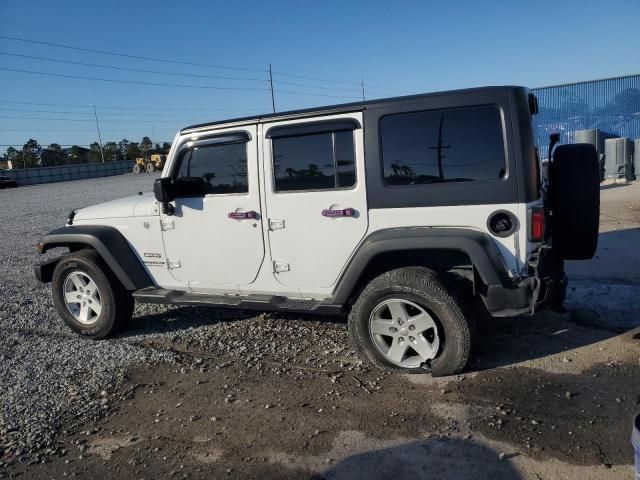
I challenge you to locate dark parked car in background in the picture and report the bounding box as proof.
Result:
[0,176,18,189]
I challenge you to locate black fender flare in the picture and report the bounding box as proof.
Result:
[331,227,511,304]
[38,225,153,290]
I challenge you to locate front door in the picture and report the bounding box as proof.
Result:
[262,113,368,290]
[161,125,264,292]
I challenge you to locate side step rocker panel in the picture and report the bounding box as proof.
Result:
[133,287,344,316]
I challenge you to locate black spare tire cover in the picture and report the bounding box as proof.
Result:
[549,143,600,260]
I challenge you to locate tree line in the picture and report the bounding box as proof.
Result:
[2,137,172,169]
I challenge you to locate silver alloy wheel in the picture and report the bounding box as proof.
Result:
[63,271,102,325]
[368,298,440,368]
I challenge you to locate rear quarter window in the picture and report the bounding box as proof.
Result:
[380,105,506,185]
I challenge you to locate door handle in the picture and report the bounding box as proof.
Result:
[322,207,355,218]
[228,210,257,220]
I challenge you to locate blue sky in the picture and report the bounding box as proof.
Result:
[1,0,639,150]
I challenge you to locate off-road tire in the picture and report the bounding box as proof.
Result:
[52,250,134,339]
[132,163,142,174]
[348,267,473,376]
[146,162,156,173]
[549,143,600,260]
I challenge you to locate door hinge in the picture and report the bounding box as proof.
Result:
[161,219,175,231]
[167,259,182,270]
[269,218,285,231]
[273,261,290,273]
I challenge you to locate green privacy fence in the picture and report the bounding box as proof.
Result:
[5,160,134,186]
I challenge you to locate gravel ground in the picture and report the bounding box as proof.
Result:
[0,174,639,479]
[0,174,178,464]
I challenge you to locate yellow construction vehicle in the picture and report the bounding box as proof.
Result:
[132,154,167,174]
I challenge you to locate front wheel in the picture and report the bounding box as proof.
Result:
[52,250,134,339]
[348,267,473,376]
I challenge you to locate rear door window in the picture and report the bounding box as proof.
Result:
[272,130,356,192]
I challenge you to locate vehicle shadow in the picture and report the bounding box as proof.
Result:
[599,182,631,190]
[121,228,639,372]
[316,438,522,480]
[566,227,640,283]
[470,311,617,371]
[121,304,345,339]
[472,226,640,371]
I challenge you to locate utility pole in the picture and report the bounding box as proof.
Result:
[361,77,366,102]
[268,63,276,113]
[92,104,105,163]
[428,115,450,180]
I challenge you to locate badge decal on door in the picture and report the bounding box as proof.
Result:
[143,252,165,267]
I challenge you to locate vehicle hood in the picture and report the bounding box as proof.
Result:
[72,193,158,221]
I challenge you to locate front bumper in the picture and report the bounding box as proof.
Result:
[34,257,61,283]
[480,245,566,317]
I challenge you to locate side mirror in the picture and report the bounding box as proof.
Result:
[172,177,207,198]
[153,177,174,203]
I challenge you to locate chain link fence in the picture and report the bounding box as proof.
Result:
[532,74,640,158]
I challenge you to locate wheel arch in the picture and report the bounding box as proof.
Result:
[38,225,153,291]
[332,228,511,305]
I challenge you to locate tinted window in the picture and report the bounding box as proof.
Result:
[381,106,505,185]
[273,130,355,191]
[176,142,248,194]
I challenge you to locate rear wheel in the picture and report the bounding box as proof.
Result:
[145,162,156,173]
[348,267,473,376]
[549,143,600,260]
[52,250,134,339]
[132,163,142,174]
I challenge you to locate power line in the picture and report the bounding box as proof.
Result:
[0,67,271,91]
[0,108,94,115]
[0,115,91,122]
[273,70,406,94]
[267,89,357,99]
[272,70,362,86]
[0,34,268,73]
[0,52,368,93]
[0,115,205,123]
[0,35,403,94]
[1,143,90,147]
[0,128,177,132]
[0,101,262,112]
[1,67,359,98]
[0,52,269,82]
[0,143,172,146]
[0,108,255,118]
[272,79,362,92]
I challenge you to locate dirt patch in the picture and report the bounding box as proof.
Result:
[452,362,640,466]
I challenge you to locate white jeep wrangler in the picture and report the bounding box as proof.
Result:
[35,86,600,376]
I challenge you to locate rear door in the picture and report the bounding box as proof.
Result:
[262,113,367,289]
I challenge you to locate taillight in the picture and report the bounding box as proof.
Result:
[529,207,545,242]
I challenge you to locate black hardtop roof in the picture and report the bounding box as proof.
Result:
[180,85,527,133]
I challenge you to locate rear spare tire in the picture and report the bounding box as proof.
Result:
[549,143,600,260]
